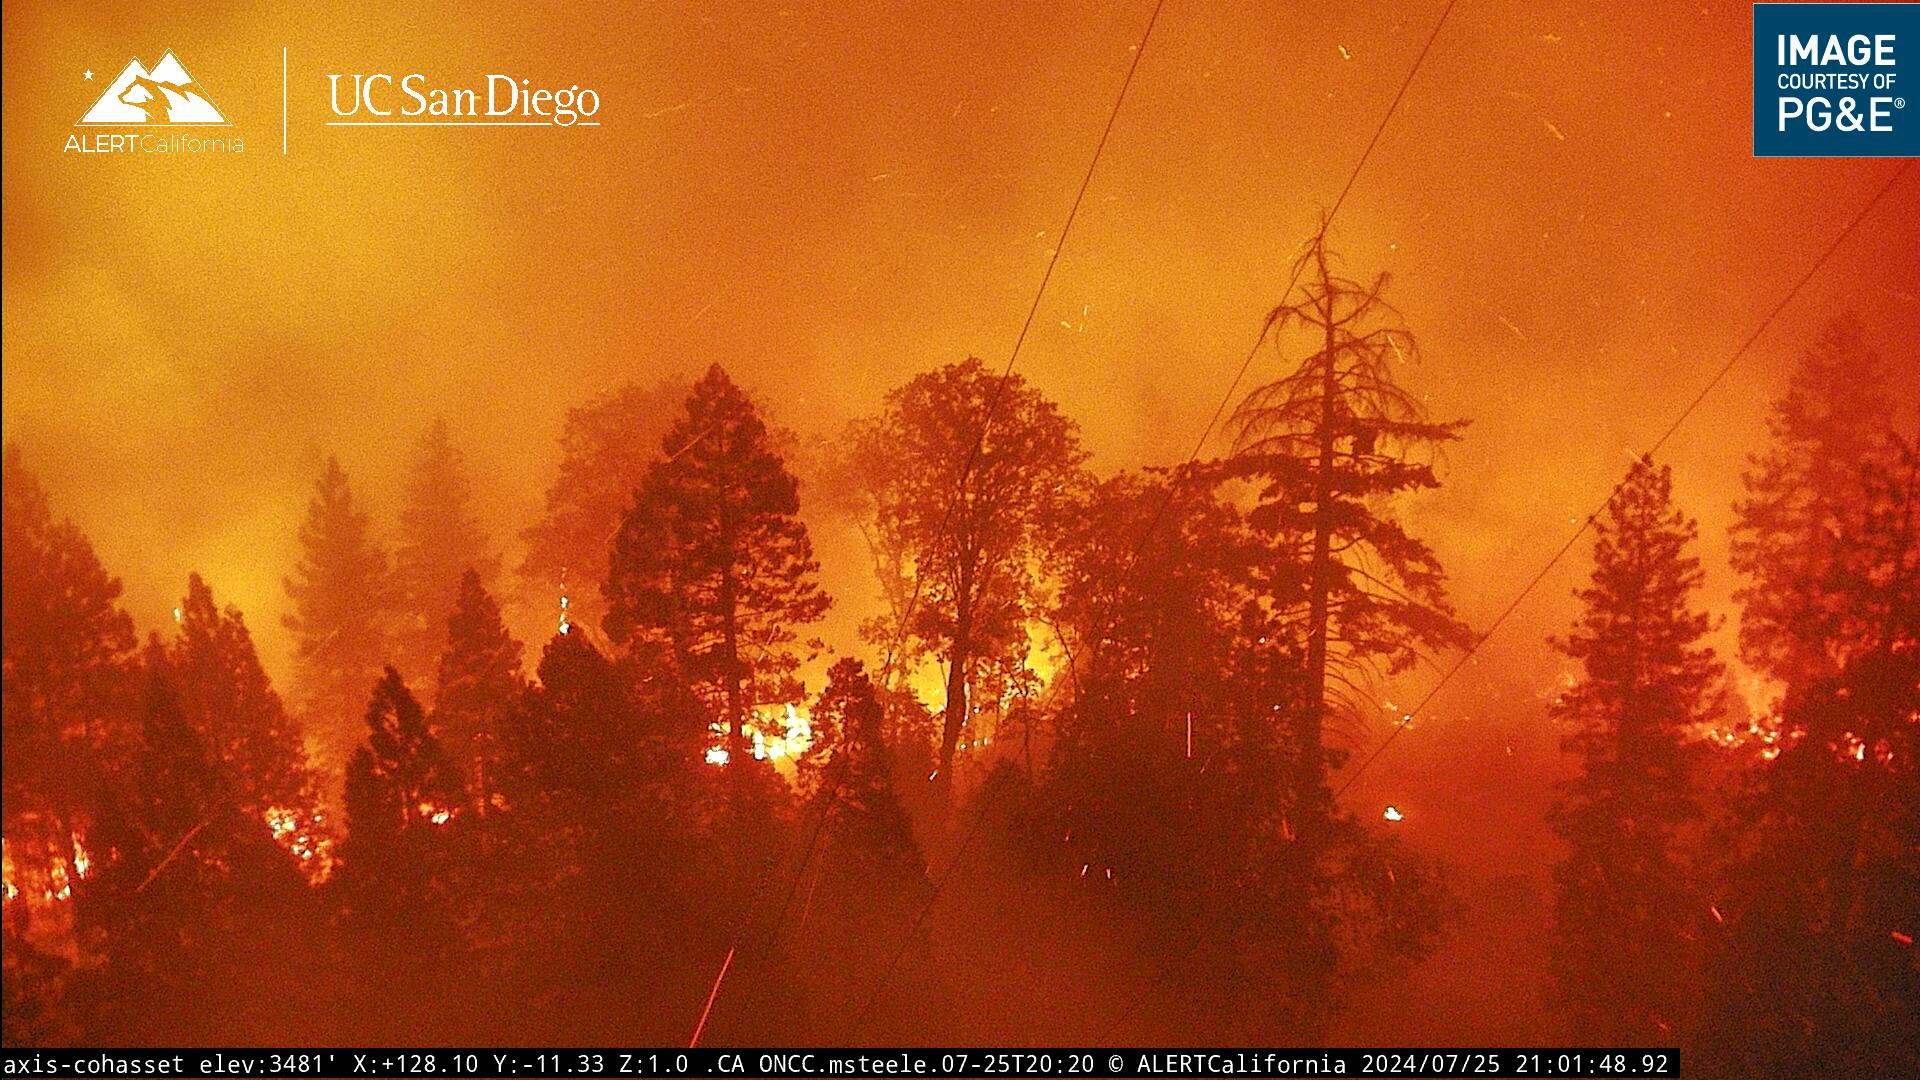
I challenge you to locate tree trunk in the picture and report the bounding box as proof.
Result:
[720,559,746,768]
[937,568,974,804]
[1304,239,1338,795]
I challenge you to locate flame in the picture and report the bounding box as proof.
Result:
[1382,805,1405,822]
[47,857,71,902]
[264,806,334,881]
[1708,712,1803,762]
[701,704,813,767]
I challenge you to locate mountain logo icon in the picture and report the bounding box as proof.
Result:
[78,51,228,125]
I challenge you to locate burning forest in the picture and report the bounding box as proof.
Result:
[3,0,1918,1075]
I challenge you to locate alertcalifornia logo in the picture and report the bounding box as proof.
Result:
[66,49,245,156]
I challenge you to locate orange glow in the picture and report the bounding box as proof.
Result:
[1,839,17,904]
[701,704,814,768]
[2,0,1916,1058]
[266,806,335,881]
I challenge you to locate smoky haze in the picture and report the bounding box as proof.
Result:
[4,0,1918,1047]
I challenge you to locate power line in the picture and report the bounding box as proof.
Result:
[1335,156,1914,799]
[846,787,999,1037]
[850,0,1465,1042]
[1116,0,1460,597]
[691,0,1174,1043]
[709,754,856,1039]
[1098,157,1915,1042]
[879,0,1171,682]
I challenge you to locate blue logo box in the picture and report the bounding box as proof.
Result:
[1754,2,1919,156]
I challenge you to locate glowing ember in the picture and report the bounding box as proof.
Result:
[1893,931,1914,946]
[1382,805,1405,822]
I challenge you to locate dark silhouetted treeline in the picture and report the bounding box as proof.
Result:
[3,246,1913,1074]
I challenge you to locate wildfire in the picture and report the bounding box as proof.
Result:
[2,828,93,908]
[702,703,813,767]
[47,857,71,902]
[1708,715,1802,761]
[264,806,334,881]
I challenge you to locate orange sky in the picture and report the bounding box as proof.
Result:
[5,0,1917,841]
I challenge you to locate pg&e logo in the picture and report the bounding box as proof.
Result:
[1755,3,1917,156]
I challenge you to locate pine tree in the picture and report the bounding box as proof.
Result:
[1546,457,1720,1043]
[433,570,525,810]
[283,457,395,761]
[1038,470,1442,1036]
[76,651,306,1040]
[125,646,231,882]
[522,377,689,638]
[2,445,140,832]
[604,365,830,769]
[1200,236,1466,1031]
[1697,439,1919,1077]
[394,420,498,693]
[168,573,314,819]
[1044,470,1263,913]
[2,444,140,961]
[1730,314,1902,691]
[503,632,634,808]
[1225,231,1471,805]
[800,658,921,875]
[840,358,1086,799]
[489,631,716,960]
[336,669,463,948]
